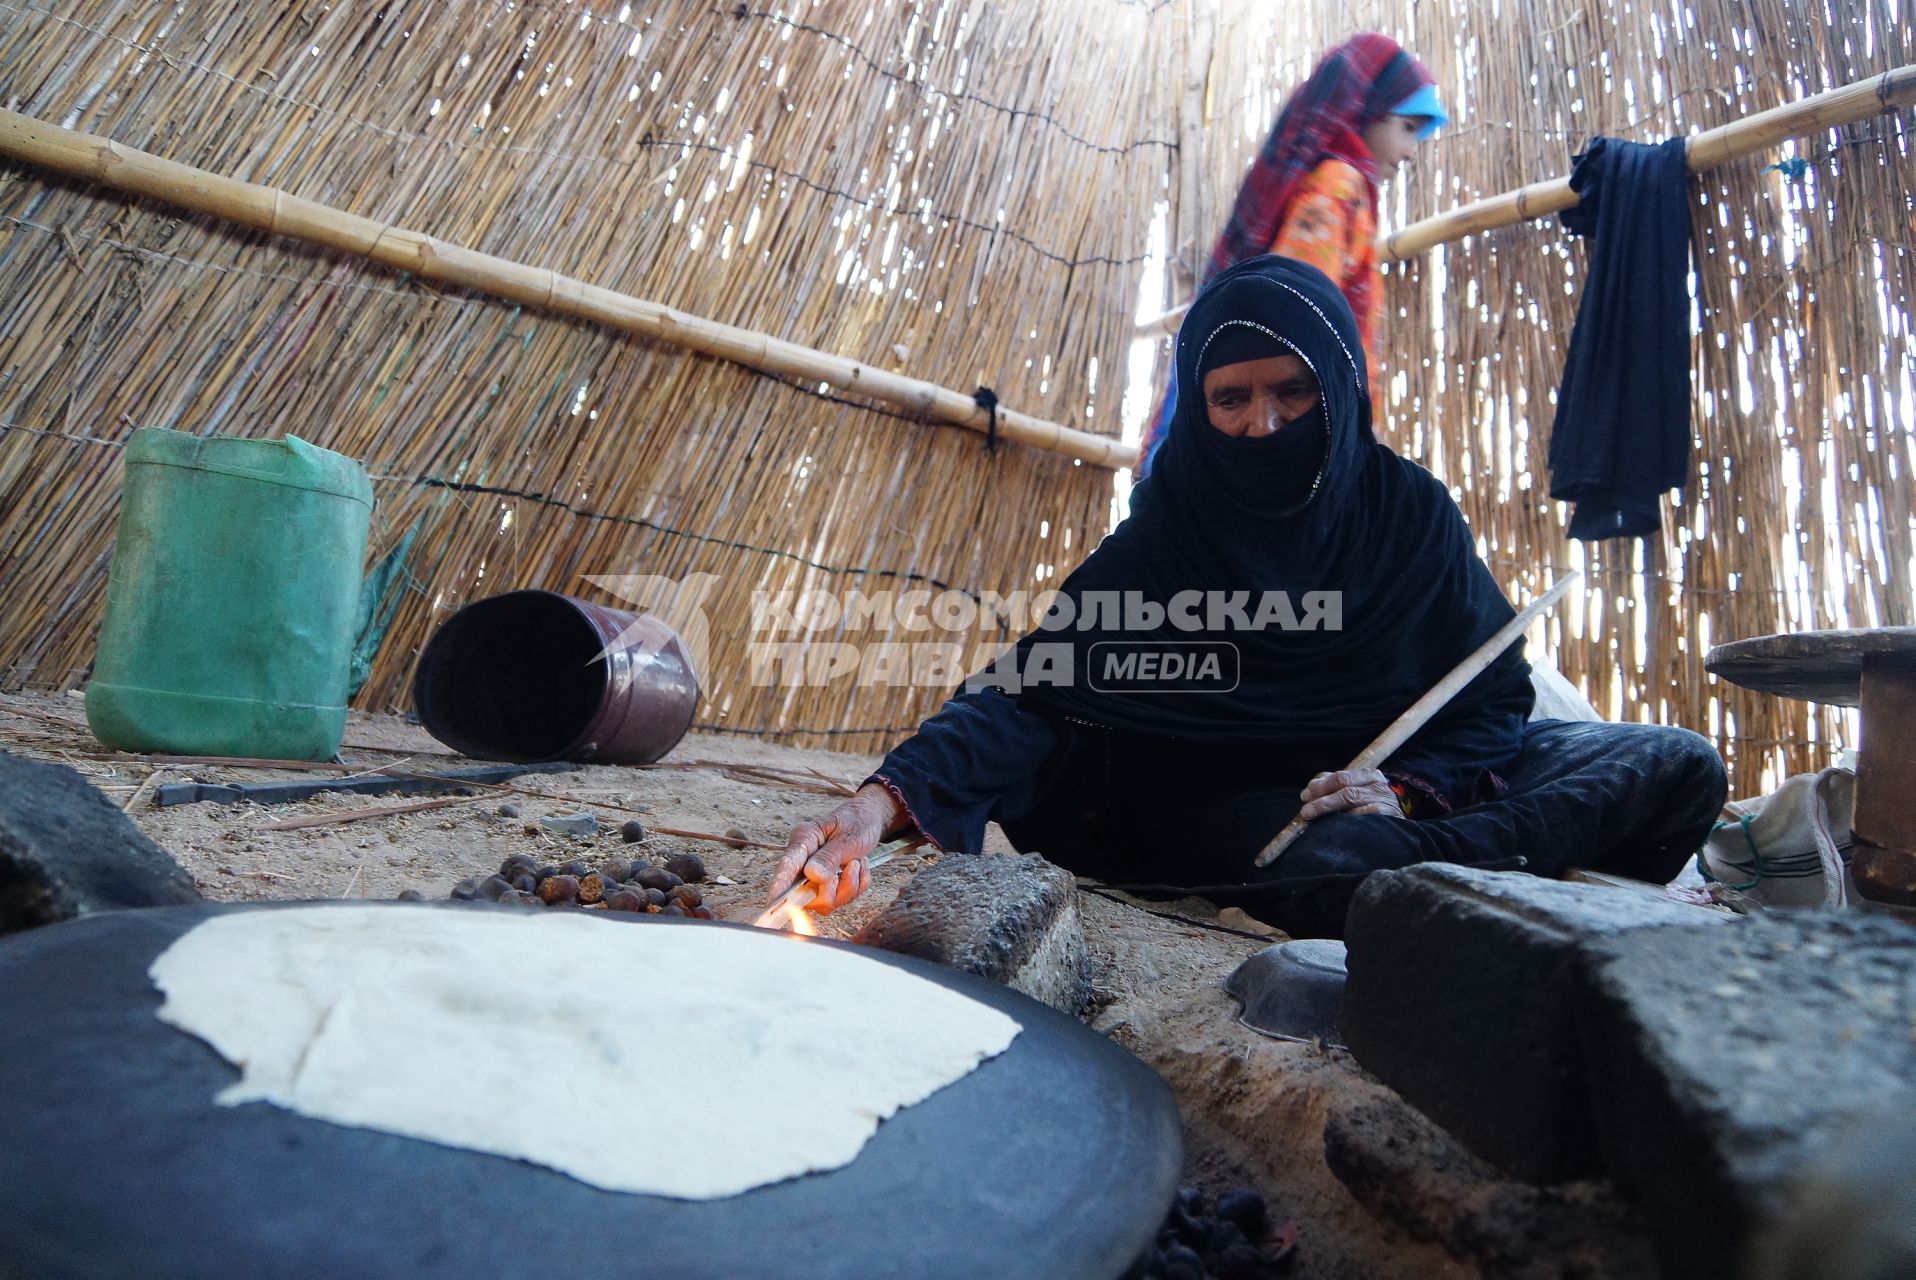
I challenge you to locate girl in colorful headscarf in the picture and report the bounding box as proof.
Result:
[1138,33,1447,475]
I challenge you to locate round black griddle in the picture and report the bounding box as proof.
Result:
[0,903,1180,1280]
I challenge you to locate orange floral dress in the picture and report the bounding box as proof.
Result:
[1268,158,1384,410]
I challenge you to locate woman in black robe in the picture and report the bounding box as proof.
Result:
[768,255,1726,937]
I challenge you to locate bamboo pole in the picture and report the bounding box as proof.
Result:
[1139,62,1916,335]
[1174,1,1218,299]
[0,108,1137,471]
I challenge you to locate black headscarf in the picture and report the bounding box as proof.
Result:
[1002,254,1532,749]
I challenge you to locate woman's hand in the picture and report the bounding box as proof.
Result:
[1299,768,1404,820]
[766,783,907,916]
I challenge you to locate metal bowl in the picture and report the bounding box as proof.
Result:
[1224,938,1349,1047]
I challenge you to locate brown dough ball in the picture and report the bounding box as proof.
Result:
[663,853,707,884]
[537,875,580,905]
[577,872,608,905]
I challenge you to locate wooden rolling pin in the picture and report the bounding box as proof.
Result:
[1253,574,1580,867]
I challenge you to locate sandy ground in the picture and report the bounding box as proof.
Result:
[0,688,1020,934]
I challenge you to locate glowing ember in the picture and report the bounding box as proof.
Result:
[785,902,819,936]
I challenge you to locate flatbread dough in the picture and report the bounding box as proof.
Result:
[149,907,1020,1198]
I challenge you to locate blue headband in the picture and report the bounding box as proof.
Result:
[1390,84,1448,139]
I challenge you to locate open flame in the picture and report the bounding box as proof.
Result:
[785,902,819,936]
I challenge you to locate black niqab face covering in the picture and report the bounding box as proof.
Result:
[1191,320,1331,514]
[996,254,1525,749]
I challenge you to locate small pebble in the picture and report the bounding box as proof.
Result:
[510,874,538,895]
[449,877,481,901]
[499,889,541,909]
[535,865,559,882]
[605,889,646,913]
[522,824,541,837]
[659,904,687,917]
[1216,1242,1264,1280]
[559,859,592,878]
[691,906,716,921]
[666,885,702,909]
[1215,1189,1268,1238]
[1157,1243,1204,1280]
[478,875,513,902]
[537,874,580,905]
[663,853,707,884]
[620,819,647,844]
[396,889,425,902]
[645,887,667,907]
[500,853,538,877]
[539,812,601,840]
[599,857,632,883]
[496,802,521,818]
[722,827,750,849]
[635,867,674,893]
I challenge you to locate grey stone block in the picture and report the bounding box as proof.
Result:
[852,852,1089,1015]
[0,750,201,935]
[1580,912,1916,1280]
[1342,864,1727,1182]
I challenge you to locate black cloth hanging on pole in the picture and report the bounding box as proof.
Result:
[1547,136,1695,541]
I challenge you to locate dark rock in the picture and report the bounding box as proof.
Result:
[478,875,511,902]
[1322,1092,1656,1277]
[395,889,425,903]
[1341,864,1727,1182]
[663,853,706,884]
[850,852,1088,1015]
[1214,1189,1268,1239]
[1157,1242,1204,1280]
[448,878,481,901]
[0,751,200,936]
[1579,912,1916,1280]
[1215,1241,1264,1280]
[496,803,521,819]
[1747,1114,1916,1280]
[619,820,647,844]
[1203,1218,1246,1256]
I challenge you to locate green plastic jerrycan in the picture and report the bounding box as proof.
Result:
[85,428,374,761]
